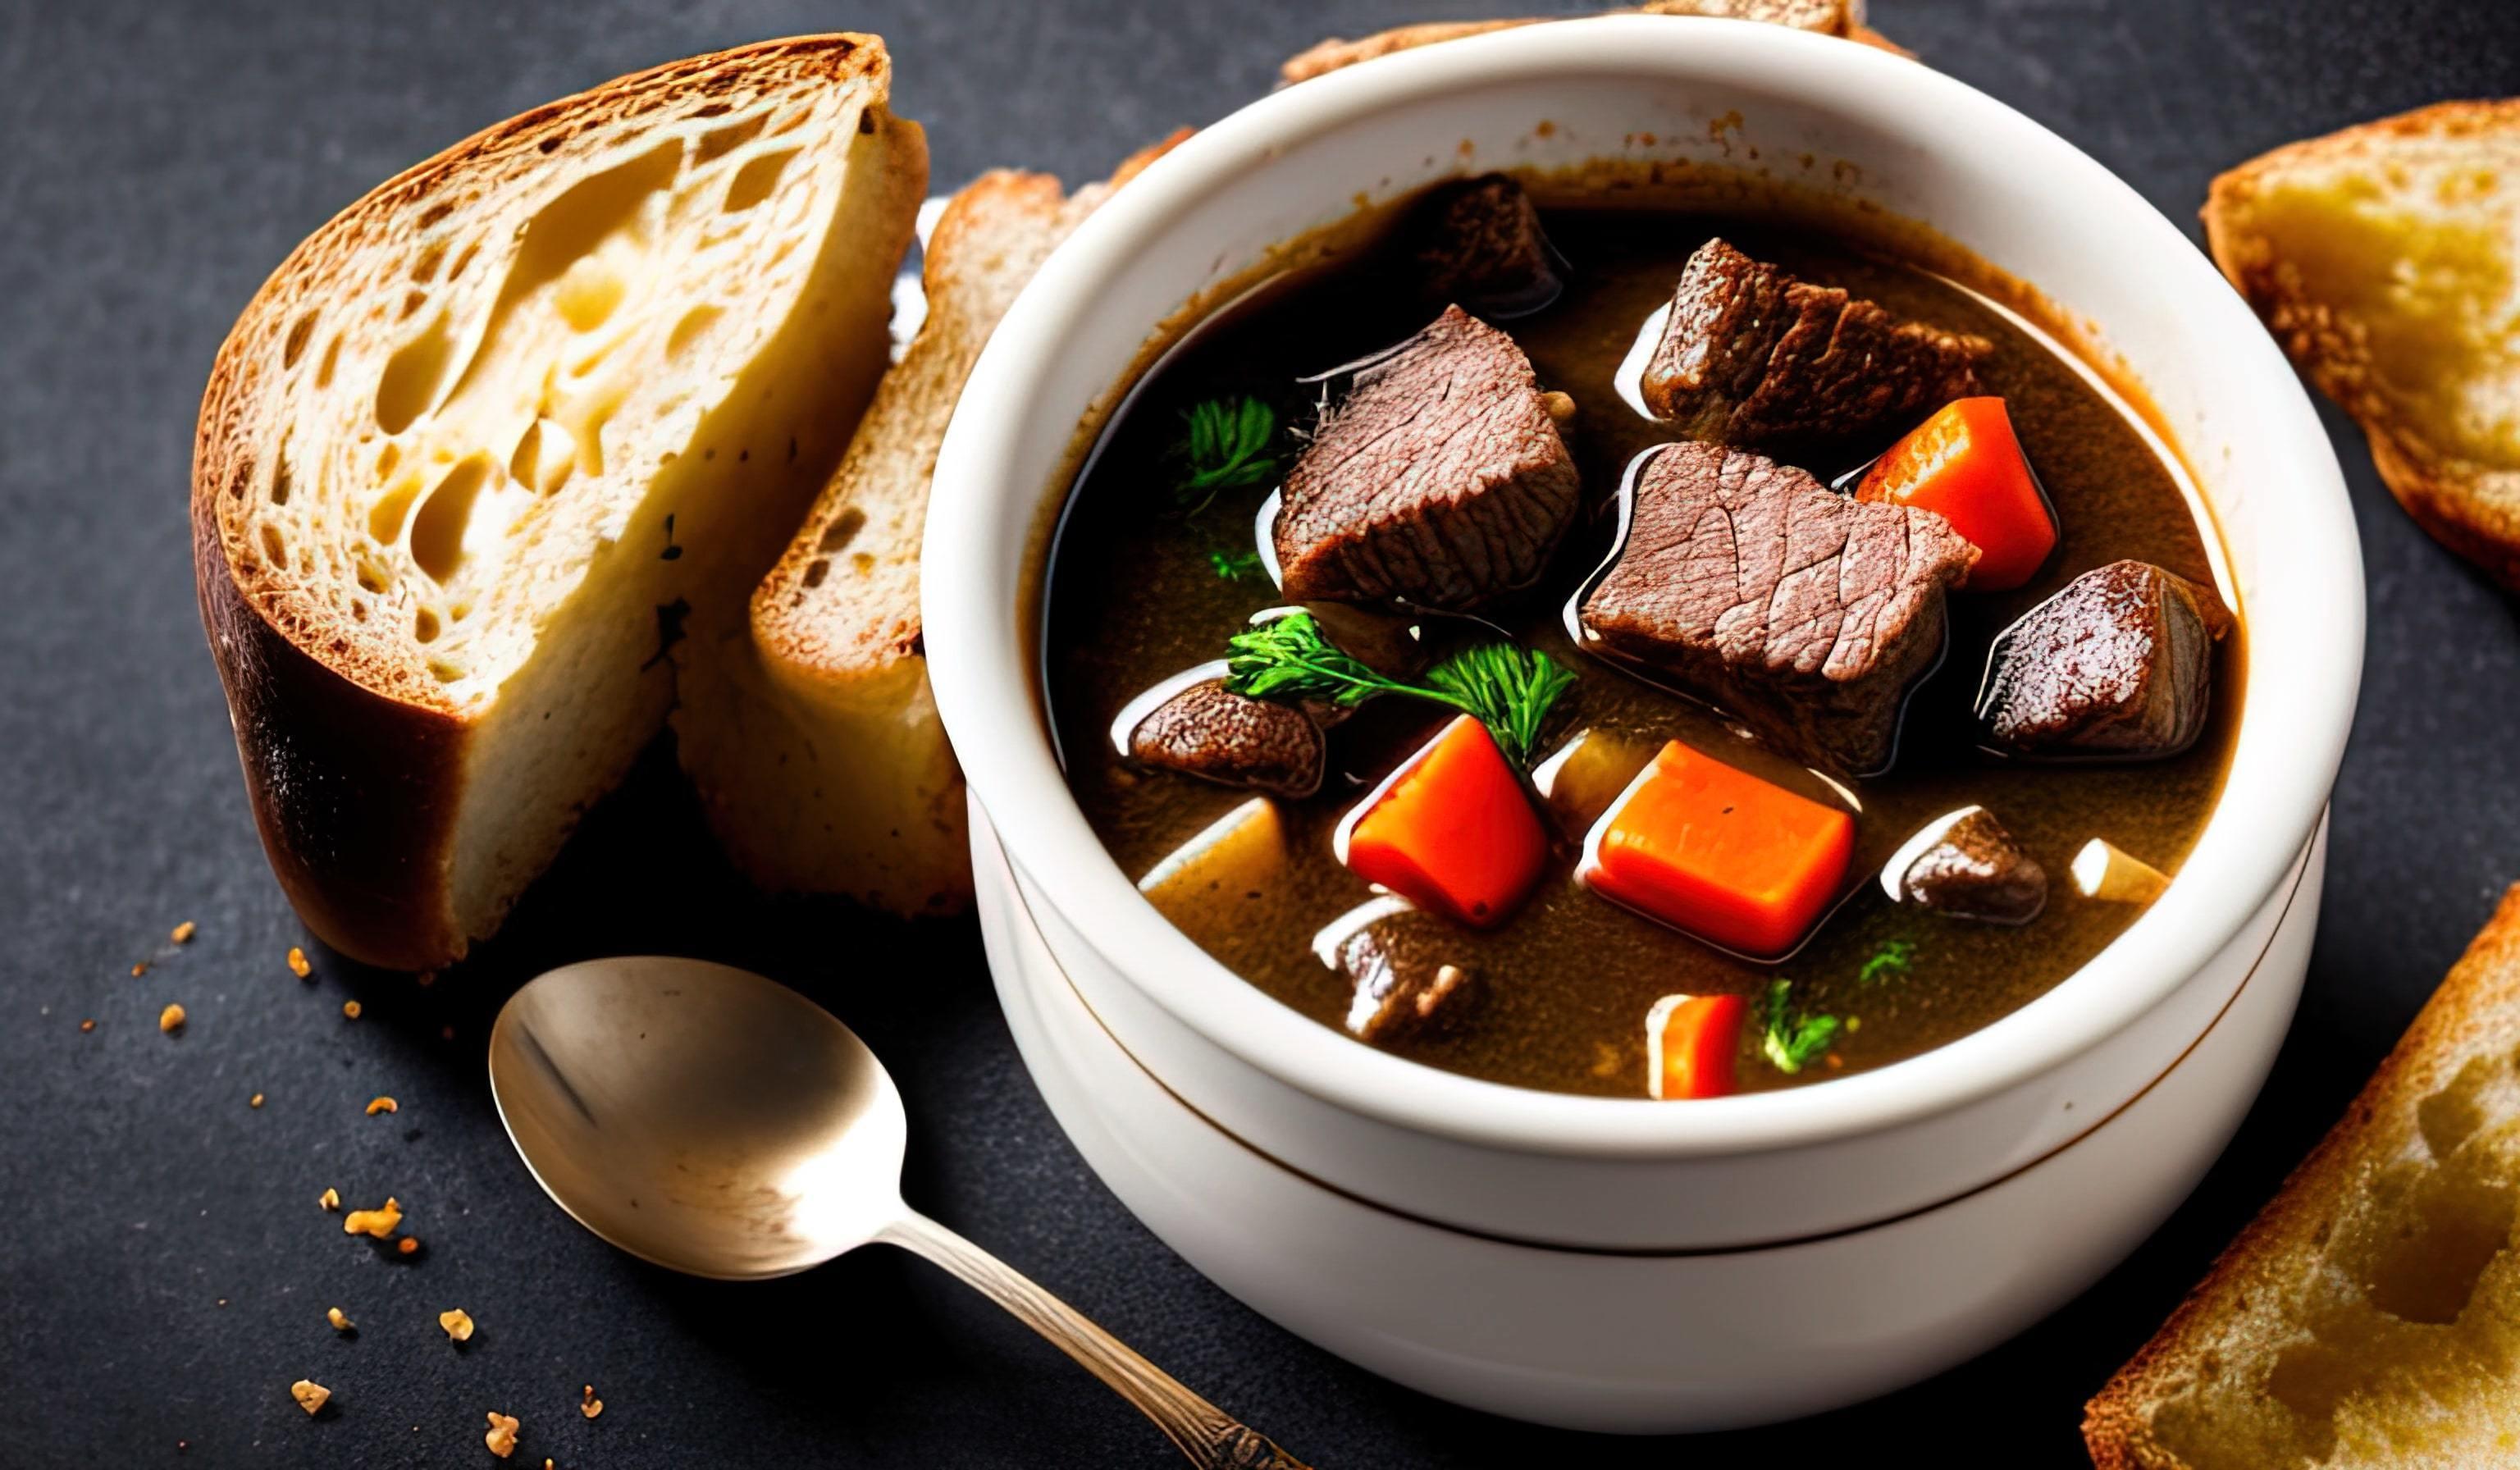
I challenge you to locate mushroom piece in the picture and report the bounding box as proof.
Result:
[2072,838,2170,904]
[1122,674,1326,799]
[1314,897,1479,1045]
[1881,806,2048,925]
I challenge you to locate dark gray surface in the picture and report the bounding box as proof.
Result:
[4,0,2518,1463]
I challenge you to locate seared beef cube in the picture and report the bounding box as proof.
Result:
[1578,441,1979,775]
[1275,306,1581,609]
[1410,174,1564,319]
[1891,806,2047,924]
[1641,239,1992,450]
[1976,559,2232,758]
[1129,679,1326,797]
[1333,905,1478,1044]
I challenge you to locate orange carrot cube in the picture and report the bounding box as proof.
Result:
[1338,715,1548,929]
[1646,993,1747,1099]
[1856,397,2057,591]
[1579,741,1854,956]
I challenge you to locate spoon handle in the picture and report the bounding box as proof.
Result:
[881,1210,1313,1469]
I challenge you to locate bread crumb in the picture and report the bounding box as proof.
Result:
[484,1411,519,1459]
[398,1235,420,1256]
[439,1308,474,1343]
[290,1380,330,1416]
[342,1198,401,1238]
[171,921,197,944]
[326,1307,353,1332]
[80,1019,94,1033]
[416,971,435,988]
[318,1187,340,1212]
[287,946,312,978]
[159,1003,185,1034]
[366,1096,398,1116]
[342,1001,362,1020]
[580,1385,602,1420]
[131,960,148,977]
[251,1093,265,1108]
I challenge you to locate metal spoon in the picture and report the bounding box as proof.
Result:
[488,956,1310,1469]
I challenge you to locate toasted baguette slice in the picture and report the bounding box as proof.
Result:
[2203,101,2520,587]
[2085,883,2520,1468]
[194,38,927,969]
[673,133,1187,912]
[1280,1,1896,86]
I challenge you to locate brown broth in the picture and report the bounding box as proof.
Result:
[1042,204,2241,1097]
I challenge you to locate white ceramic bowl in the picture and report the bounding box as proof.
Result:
[924,15,2361,1421]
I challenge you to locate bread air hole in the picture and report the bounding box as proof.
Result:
[283,311,317,369]
[693,111,769,164]
[667,304,720,358]
[259,523,287,566]
[414,606,440,642]
[374,311,454,435]
[816,504,867,553]
[723,149,798,214]
[410,455,492,583]
[369,477,421,546]
[553,254,627,332]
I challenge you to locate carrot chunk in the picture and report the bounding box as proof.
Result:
[1646,993,1747,1099]
[1856,397,2057,591]
[1339,715,1548,928]
[1578,741,1854,956]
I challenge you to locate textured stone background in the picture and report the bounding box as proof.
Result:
[4,1,2517,1463]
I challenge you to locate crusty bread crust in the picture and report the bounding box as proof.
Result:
[2083,883,2520,1468]
[194,38,916,967]
[1279,2,1877,86]
[2203,99,2520,590]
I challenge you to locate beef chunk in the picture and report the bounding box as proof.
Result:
[1409,174,1564,319]
[1976,559,2231,758]
[1128,679,1326,797]
[1641,238,1992,450]
[1893,807,2048,924]
[1275,306,1581,609]
[1333,905,1478,1044]
[1578,441,1979,775]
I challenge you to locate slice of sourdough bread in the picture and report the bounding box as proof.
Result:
[673,132,1187,914]
[2084,883,2520,1468]
[1279,1,1896,86]
[2203,100,2520,588]
[194,38,927,969]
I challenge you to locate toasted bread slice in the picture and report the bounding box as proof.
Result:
[2203,101,2520,588]
[1279,1,1895,86]
[2084,883,2520,1468]
[673,133,1187,912]
[194,38,927,968]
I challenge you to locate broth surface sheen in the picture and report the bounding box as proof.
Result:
[1043,203,2241,1098]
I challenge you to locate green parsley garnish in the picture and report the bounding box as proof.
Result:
[1208,546,1266,582]
[1760,978,1841,1075]
[1858,939,1917,987]
[1223,609,1576,766]
[1172,395,1281,515]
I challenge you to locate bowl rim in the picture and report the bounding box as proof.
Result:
[924,15,2362,1160]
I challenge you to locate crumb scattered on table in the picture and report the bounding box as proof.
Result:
[327,1307,353,1332]
[159,1003,185,1034]
[365,1096,397,1116]
[171,921,196,944]
[580,1385,602,1420]
[80,1019,94,1033]
[318,1187,340,1212]
[397,1236,420,1257]
[342,1198,401,1238]
[131,960,148,977]
[251,1093,264,1108]
[290,1380,330,1416]
[484,1411,519,1459]
[439,1308,474,1343]
[342,1001,362,1020]
[287,946,312,978]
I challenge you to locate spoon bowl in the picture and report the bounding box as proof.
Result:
[488,956,906,1281]
[488,955,1311,1468]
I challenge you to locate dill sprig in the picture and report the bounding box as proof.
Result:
[1760,978,1841,1075]
[1172,395,1281,515]
[1857,939,1917,987]
[1222,609,1575,766]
